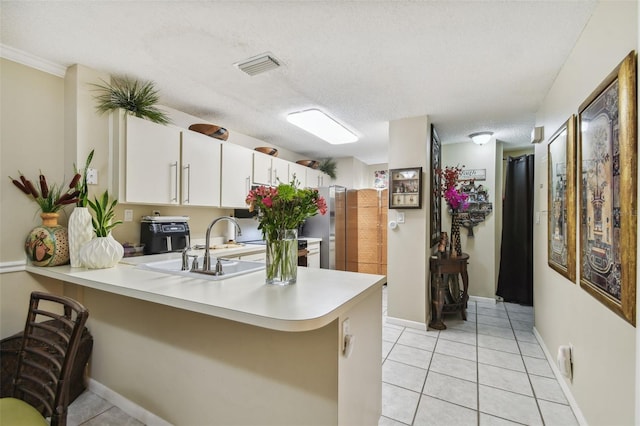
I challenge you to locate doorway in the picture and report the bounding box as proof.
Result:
[496,154,535,305]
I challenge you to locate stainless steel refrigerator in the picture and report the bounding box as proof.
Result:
[302,186,347,270]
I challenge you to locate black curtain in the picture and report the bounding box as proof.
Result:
[496,154,535,305]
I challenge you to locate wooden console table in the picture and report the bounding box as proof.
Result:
[429,253,469,330]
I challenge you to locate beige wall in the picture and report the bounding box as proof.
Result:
[533,2,637,424]
[387,115,430,324]
[0,59,69,336]
[442,140,499,299]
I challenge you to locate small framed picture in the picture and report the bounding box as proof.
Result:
[389,167,423,209]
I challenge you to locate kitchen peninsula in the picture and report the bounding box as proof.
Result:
[26,246,385,425]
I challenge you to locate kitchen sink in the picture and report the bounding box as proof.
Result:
[137,257,264,280]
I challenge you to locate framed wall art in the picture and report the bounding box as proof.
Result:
[547,116,576,282]
[430,125,442,246]
[578,50,637,325]
[390,167,423,209]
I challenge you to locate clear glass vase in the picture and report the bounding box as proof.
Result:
[265,229,298,285]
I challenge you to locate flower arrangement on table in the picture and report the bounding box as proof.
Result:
[434,165,469,257]
[246,179,327,284]
[435,165,469,212]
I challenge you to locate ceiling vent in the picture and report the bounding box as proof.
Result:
[235,53,281,76]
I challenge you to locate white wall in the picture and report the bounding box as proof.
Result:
[533,2,637,424]
[387,115,430,325]
[442,140,498,299]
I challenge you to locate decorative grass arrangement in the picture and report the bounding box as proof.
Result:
[319,158,337,179]
[92,76,171,125]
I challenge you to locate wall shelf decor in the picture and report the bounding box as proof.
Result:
[453,181,493,236]
[389,167,422,209]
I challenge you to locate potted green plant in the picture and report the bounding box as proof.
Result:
[78,190,124,269]
[92,76,171,125]
[318,158,337,179]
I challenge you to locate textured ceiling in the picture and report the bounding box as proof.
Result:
[1,1,598,164]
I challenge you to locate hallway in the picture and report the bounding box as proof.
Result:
[380,289,579,425]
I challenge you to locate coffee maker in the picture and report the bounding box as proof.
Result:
[140,216,190,255]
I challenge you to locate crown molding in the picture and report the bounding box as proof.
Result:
[0,44,66,77]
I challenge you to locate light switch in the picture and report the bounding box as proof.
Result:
[397,212,405,223]
[124,209,133,222]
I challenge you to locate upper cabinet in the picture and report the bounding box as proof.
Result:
[288,162,308,188]
[123,115,182,205]
[253,152,289,186]
[181,130,221,207]
[306,168,329,188]
[220,143,253,208]
[114,111,327,208]
[117,114,221,207]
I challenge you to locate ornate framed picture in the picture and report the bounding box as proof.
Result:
[547,116,576,282]
[578,51,637,325]
[430,125,442,246]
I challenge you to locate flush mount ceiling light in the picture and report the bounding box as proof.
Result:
[469,132,493,145]
[287,109,358,144]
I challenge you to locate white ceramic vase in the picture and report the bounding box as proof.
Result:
[68,207,94,267]
[79,234,124,269]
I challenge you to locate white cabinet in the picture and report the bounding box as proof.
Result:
[122,115,221,206]
[253,153,289,186]
[181,130,221,207]
[124,115,182,204]
[272,157,289,185]
[221,143,253,208]
[306,168,329,188]
[288,163,308,188]
[307,241,320,268]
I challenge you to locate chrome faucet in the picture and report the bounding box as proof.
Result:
[203,216,242,271]
[181,246,198,271]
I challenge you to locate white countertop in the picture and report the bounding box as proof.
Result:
[27,244,385,332]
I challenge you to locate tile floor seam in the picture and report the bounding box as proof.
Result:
[78,406,114,425]
[504,304,546,426]
[409,323,441,426]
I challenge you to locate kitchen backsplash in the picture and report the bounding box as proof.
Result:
[112,204,235,247]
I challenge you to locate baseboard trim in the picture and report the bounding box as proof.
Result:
[468,295,497,304]
[385,316,427,331]
[0,260,27,274]
[532,327,587,426]
[88,379,172,426]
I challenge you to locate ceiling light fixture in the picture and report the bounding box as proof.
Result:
[469,132,493,145]
[287,109,358,144]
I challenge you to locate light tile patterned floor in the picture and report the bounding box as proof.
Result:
[67,286,579,425]
[380,287,580,426]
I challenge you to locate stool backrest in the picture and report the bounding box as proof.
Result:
[11,291,89,426]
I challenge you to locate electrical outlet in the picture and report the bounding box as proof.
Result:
[124,209,133,222]
[86,168,98,185]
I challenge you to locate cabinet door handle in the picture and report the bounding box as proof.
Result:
[183,164,191,203]
[246,176,251,193]
[170,161,178,202]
